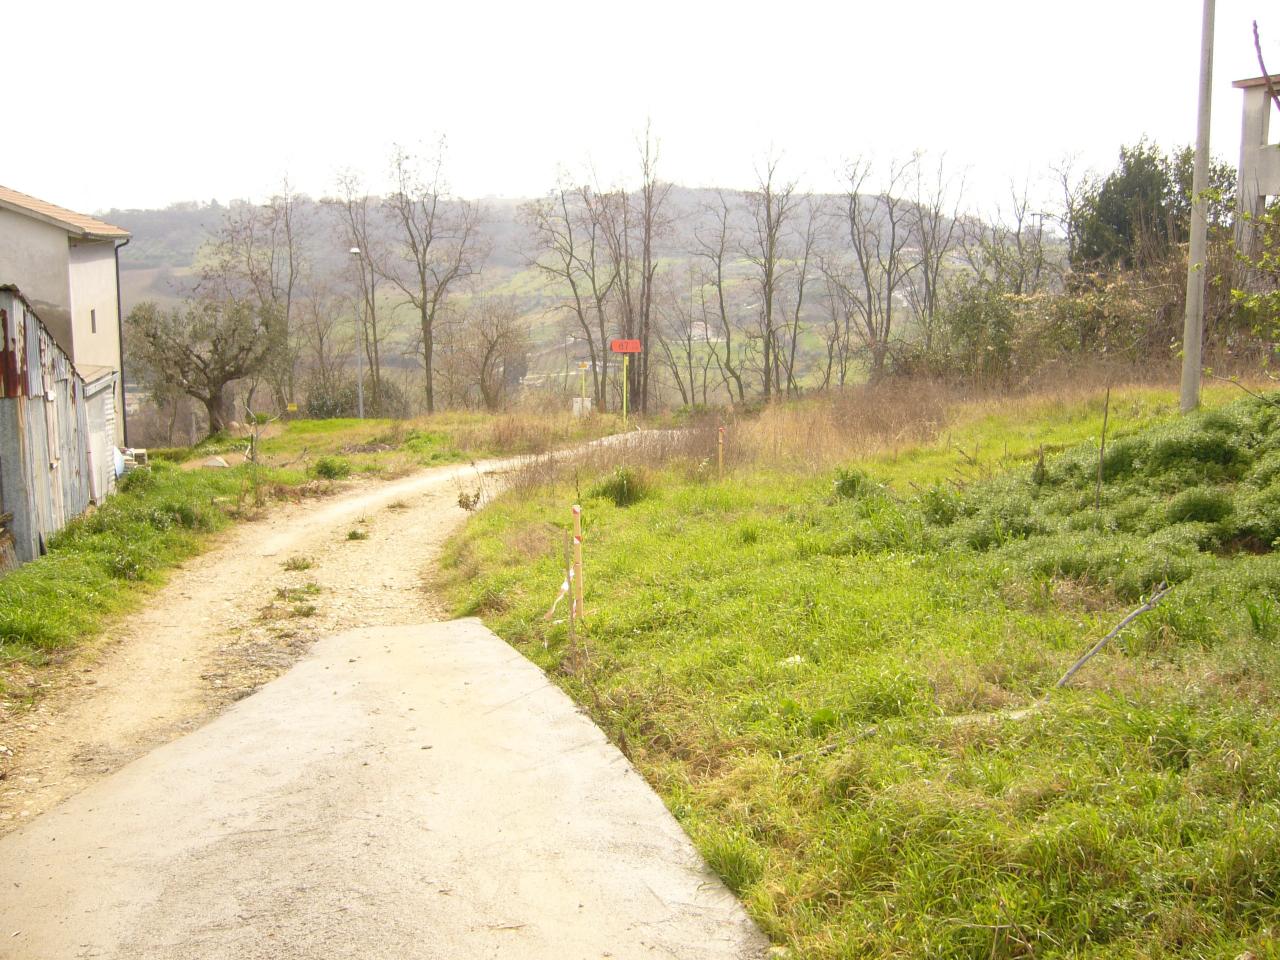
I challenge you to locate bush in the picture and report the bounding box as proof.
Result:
[117,468,155,493]
[832,467,877,500]
[917,483,963,525]
[588,467,654,507]
[312,456,352,480]
[1166,487,1234,525]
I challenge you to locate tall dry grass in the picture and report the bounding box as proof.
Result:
[500,362,1255,490]
[725,363,1208,472]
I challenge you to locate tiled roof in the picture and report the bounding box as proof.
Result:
[0,185,129,240]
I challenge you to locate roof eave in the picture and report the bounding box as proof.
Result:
[0,197,130,241]
[1233,74,1280,90]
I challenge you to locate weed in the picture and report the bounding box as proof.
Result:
[283,555,314,571]
[588,467,653,507]
[831,467,876,500]
[275,582,321,602]
[312,456,352,480]
[346,529,369,541]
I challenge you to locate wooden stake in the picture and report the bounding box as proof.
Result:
[564,531,577,664]
[717,425,724,479]
[1095,386,1111,511]
[572,504,585,620]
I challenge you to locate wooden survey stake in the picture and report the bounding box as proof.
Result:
[572,504,585,619]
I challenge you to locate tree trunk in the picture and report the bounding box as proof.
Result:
[423,308,435,414]
[203,386,233,437]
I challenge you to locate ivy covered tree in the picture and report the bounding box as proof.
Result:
[1233,205,1280,365]
[1073,141,1235,270]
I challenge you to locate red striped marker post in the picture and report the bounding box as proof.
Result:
[572,504,585,619]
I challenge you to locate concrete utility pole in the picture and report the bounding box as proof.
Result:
[349,247,366,419]
[1181,0,1216,413]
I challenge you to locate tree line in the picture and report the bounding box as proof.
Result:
[126,134,1272,440]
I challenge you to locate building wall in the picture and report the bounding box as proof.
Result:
[0,210,72,352]
[0,288,96,566]
[69,240,125,443]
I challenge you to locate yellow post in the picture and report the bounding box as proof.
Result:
[717,425,724,479]
[572,504,585,619]
[622,355,629,427]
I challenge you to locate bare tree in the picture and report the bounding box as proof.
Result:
[959,179,1052,295]
[196,181,309,411]
[383,144,486,414]
[634,127,671,412]
[653,264,716,407]
[817,272,856,388]
[776,194,823,395]
[825,156,919,381]
[741,159,798,399]
[695,191,747,404]
[524,182,619,410]
[296,278,354,410]
[327,173,391,414]
[906,154,965,356]
[462,296,529,410]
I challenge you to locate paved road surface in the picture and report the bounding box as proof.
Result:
[0,620,768,959]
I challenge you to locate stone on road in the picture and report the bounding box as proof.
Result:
[0,619,767,959]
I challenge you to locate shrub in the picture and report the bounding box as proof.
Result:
[588,467,653,507]
[832,467,877,501]
[917,483,963,526]
[312,456,352,480]
[117,468,155,494]
[1166,487,1233,525]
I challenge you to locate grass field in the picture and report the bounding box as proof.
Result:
[439,384,1280,959]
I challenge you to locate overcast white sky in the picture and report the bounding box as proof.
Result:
[6,1,1277,216]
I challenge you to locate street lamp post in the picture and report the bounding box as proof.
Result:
[349,246,366,419]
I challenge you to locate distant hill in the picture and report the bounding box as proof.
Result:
[106,186,861,313]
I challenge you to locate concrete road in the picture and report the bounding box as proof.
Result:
[0,620,768,959]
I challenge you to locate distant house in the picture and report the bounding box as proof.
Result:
[0,186,130,445]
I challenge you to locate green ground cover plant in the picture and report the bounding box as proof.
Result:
[440,387,1280,959]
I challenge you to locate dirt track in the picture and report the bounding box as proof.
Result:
[0,460,494,829]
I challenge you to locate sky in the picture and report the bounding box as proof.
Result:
[6,0,1277,217]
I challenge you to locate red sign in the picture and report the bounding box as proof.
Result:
[610,338,642,354]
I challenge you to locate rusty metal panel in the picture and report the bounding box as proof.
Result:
[0,288,100,565]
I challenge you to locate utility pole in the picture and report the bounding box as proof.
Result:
[349,247,366,419]
[1180,0,1216,413]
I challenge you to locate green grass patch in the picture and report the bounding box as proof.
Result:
[148,410,627,477]
[0,462,305,683]
[440,388,1280,958]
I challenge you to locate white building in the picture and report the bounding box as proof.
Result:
[0,185,130,445]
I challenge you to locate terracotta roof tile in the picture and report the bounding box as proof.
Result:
[0,185,129,239]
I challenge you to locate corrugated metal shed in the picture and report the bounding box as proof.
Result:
[0,285,110,566]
